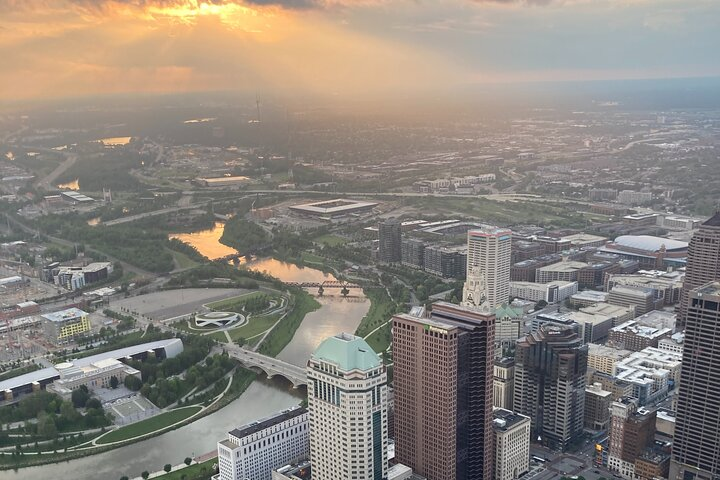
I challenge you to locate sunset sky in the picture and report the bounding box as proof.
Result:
[1,0,718,101]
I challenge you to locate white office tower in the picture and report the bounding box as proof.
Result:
[467,226,512,310]
[307,333,388,480]
[215,406,309,480]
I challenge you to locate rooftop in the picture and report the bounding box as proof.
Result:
[611,235,688,253]
[580,302,633,318]
[701,211,720,227]
[492,408,530,432]
[229,406,307,440]
[41,307,88,323]
[0,338,183,393]
[538,261,588,273]
[312,333,381,372]
[289,199,378,214]
[468,225,512,238]
[611,320,671,339]
[588,343,632,360]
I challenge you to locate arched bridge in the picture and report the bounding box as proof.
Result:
[225,346,307,388]
[286,281,361,288]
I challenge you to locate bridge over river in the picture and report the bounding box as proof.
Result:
[224,345,308,388]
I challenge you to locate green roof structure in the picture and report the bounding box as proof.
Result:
[495,304,523,319]
[312,333,381,372]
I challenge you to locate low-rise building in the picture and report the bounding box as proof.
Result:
[493,408,531,480]
[609,320,672,352]
[536,261,589,283]
[41,308,91,345]
[613,347,682,406]
[423,244,466,278]
[215,407,309,480]
[46,358,140,399]
[605,271,684,306]
[569,290,609,308]
[509,280,578,304]
[608,285,659,316]
[658,332,684,355]
[587,344,632,376]
[580,302,636,327]
[656,410,676,437]
[585,383,613,430]
[561,233,608,249]
[495,305,524,349]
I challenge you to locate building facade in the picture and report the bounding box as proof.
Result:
[307,333,388,480]
[494,357,515,410]
[493,408,531,480]
[513,325,587,451]
[393,301,495,480]
[671,282,720,479]
[677,213,720,327]
[378,219,402,263]
[215,407,309,480]
[467,227,512,310]
[41,308,91,345]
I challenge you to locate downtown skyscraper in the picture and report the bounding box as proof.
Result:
[307,333,388,480]
[676,212,720,327]
[671,282,720,479]
[392,301,495,480]
[466,226,512,310]
[513,325,587,451]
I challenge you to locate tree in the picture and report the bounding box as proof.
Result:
[71,386,90,408]
[109,375,119,389]
[141,472,149,480]
[340,286,350,298]
[120,477,129,480]
[164,464,172,473]
[124,375,142,391]
[184,457,192,466]
[534,300,548,310]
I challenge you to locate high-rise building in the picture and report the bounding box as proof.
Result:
[513,325,587,451]
[307,333,388,480]
[608,398,656,479]
[378,219,402,263]
[393,301,495,480]
[671,282,720,479]
[677,212,720,327]
[466,226,512,310]
[492,408,531,480]
[215,406,309,480]
[493,357,515,410]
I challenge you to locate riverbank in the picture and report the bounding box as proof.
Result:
[0,368,256,471]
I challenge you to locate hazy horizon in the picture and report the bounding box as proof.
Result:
[2,0,719,105]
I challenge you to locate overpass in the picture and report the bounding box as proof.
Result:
[225,346,307,388]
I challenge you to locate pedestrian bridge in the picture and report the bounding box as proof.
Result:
[226,346,308,388]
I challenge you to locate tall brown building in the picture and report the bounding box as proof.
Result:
[393,301,495,480]
[671,282,720,479]
[676,212,720,327]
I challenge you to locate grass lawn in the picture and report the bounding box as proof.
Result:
[156,458,218,480]
[313,234,347,247]
[96,406,202,444]
[355,288,396,339]
[206,291,264,311]
[301,252,326,264]
[364,321,392,354]
[229,313,280,342]
[258,290,321,357]
[171,250,200,270]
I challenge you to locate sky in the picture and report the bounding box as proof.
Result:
[0,0,719,101]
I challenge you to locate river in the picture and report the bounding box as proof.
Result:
[10,223,370,480]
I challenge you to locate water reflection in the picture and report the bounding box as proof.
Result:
[169,222,236,260]
[87,217,100,226]
[243,257,337,284]
[57,179,79,190]
[98,136,132,146]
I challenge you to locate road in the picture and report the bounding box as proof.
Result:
[35,153,79,189]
